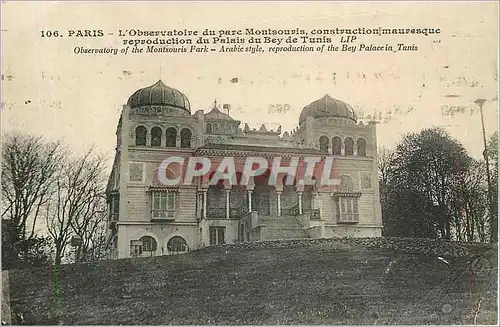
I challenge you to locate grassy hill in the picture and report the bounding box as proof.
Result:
[5,237,498,325]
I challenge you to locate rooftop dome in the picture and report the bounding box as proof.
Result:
[127,80,191,112]
[299,94,356,124]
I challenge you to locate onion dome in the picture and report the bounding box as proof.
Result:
[127,80,191,113]
[299,94,356,124]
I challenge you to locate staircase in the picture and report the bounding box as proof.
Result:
[259,215,310,240]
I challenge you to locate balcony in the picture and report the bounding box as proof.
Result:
[151,210,175,222]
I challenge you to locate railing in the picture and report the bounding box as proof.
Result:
[294,215,313,239]
[238,210,252,221]
[281,203,300,216]
[230,204,249,219]
[207,204,249,219]
[207,207,226,218]
[151,210,176,222]
[152,210,175,219]
[302,206,312,214]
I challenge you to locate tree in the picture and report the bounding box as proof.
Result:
[1,133,65,269]
[381,127,477,240]
[45,148,107,265]
[450,159,489,242]
[70,195,108,262]
[82,218,108,262]
[378,146,398,236]
[2,218,52,269]
[378,146,395,201]
[486,131,498,242]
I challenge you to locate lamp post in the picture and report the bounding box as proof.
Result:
[474,98,496,243]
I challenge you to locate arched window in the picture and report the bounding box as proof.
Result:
[167,236,188,252]
[345,137,354,156]
[332,136,342,155]
[180,128,192,148]
[319,136,329,152]
[165,127,177,147]
[357,138,366,156]
[151,127,162,146]
[139,236,157,252]
[135,126,147,146]
[206,123,212,134]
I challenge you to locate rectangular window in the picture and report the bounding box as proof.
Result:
[209,226,226,245]
[338,196,360,223]
[151,191,177,219]
[109,194,119,222]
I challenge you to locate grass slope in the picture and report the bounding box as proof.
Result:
[7,238,498,325]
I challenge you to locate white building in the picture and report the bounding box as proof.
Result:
[106,80,383,259]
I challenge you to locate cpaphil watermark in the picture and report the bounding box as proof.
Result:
[156,156,341,187]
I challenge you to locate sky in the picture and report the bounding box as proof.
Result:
[1,1,498,165]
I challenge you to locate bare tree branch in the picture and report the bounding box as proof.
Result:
[2,133,66,260]
[45,148,108,264]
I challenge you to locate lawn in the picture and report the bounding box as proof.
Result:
[6,237,498,325]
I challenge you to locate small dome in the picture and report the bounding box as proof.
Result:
[127,80,191,112]
[299,94,356,124]
[204,106,234,121]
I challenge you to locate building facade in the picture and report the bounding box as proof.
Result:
[106,80,383,259]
